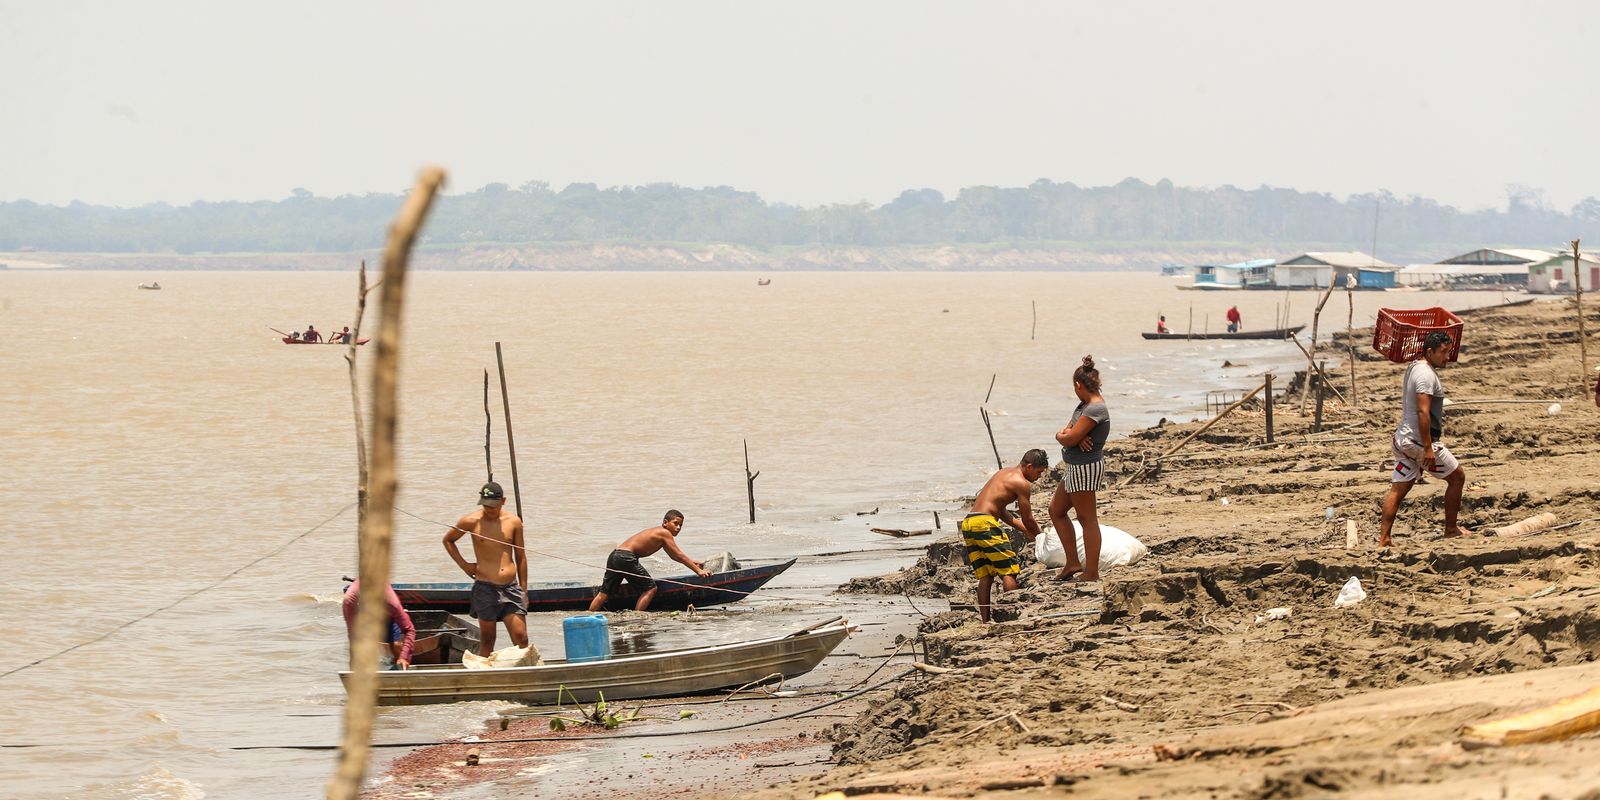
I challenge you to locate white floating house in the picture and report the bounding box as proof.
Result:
[1526,252,1600,293]
[1191,258,1276,289]
[1274,252,1398,289]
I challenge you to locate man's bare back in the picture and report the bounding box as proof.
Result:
[972,466,1043,540]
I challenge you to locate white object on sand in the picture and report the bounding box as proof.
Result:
[1255,607,1292,623]
[1333,576,1367,608]
[1035,522,1149,569]
[1548,403,1562,415]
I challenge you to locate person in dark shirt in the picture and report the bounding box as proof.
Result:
[1050,356,1110,581]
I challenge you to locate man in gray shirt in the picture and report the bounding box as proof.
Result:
[1379,331,1471,547]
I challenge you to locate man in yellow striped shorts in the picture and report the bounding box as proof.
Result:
[959,449,1049,622]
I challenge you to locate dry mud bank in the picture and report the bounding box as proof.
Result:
[752,298,1600,799]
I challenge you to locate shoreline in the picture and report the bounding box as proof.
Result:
[358,296,1597,799]
[745,296,1600,798]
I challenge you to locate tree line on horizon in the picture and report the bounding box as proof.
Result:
[1,178,1595,254]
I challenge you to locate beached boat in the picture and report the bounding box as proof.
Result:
[1141,324,1305,341]
[138,282,161,290]
[340,618,855,706]
[387,559,796,614]
[281,336,370,345]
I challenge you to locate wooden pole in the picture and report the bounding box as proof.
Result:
[984,373,997,404]
[1264,372,1274,444]
[1345,274,1358,407]
[1289,334,1348,404]
[329,166,445,800]
[1574,239,1590,396]
[1300,279,1339,412]
[743,439,760,523]
[980,407,1003,470]
[343,260,372,535]
[1188,303,1193,339]
[1031,300,1037,341]
[494,342,523,520]
[1314,360,1326,432]
[482,369,493,482]
[1117,379,1268,488]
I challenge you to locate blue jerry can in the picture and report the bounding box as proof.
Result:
[562,614,612,663]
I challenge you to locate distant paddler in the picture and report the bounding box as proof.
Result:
[960,449,1048,622]
[588,510,709,612]
[443,481,530,656]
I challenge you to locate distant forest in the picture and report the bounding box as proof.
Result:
[2,178,1596,253]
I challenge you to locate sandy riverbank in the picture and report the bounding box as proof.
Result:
[360,297,1599,799]
[744,297,1600,799]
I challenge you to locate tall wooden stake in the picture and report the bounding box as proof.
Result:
[1031,300,1037,341]
[482,369,493,482]
[980,407,1003,470]
[343,260,373,535]
[1300,279,1338,412]
[494,342,523,520]
[1188,303,1193,339]
[329,166,445,800]
[1345,274,1358,407]
[1574,239,1590,395]
[1264,372,1275,444]
[743,439,760,523]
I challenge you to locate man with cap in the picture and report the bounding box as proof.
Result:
[443,481,529,656]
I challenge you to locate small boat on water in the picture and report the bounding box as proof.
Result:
[282,336,370,345]
[385,559,796,614]
[1142,324,1306,341]
[137,282,161,290]
[341,617,854,706]
[757,278,772,286]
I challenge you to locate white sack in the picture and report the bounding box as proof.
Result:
[1333,576,1367,608]
[461,643,542,670]
[1034,522,1149,570]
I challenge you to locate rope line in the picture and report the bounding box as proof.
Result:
[0,502,356,681]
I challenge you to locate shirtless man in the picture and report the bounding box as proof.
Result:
[443,481,529,656]
[959,449,1048,622]
[587,510,709,612]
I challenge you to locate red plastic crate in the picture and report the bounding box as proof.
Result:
[1373,307,1463,364]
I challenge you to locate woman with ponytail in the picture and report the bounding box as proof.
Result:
[1050,355,1110,581]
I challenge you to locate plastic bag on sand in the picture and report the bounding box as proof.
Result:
[700,552,741,574]
[462,644,542,670]
[1333,576,1367,608]
[1034,522,1148,570]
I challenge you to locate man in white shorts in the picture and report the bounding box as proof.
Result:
[1379,331,1471,547]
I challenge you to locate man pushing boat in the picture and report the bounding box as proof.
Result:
[443,481,530,656]
[588,510,710,612]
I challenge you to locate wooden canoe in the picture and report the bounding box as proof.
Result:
[387,559,796,614]
[340,619,854,706]
[281,336,369,345]
[1141,324,1305,341]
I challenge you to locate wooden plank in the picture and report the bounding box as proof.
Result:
[1460,685,1600,748]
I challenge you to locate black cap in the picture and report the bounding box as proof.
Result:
[479,481,505,505]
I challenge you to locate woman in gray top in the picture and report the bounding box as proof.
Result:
[1049,356,1111,581]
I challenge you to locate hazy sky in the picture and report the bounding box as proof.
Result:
[3,1,1596,211]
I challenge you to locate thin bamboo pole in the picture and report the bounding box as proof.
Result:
[981,407,1003,470]
[744,439,760,523]
[1345,274,1358,407]
[1300,280,1338,412]
[1117,379,1269,488]
[494,342,523,519]
[328,166,445,800]
[342,260,372,534]
[1573,240,1590,395]
[482,370,493,482]
[1289,334,1348,404]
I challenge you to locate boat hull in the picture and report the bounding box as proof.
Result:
[340,622,853,706]
[388,559,796,614]
[1141,325,1305,341]
[282,337,369,345]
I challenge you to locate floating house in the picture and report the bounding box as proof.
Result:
[1526,252,1600,293]
[1396,263,1530,289]
[1191,258,1276,289]
[1274,252,1397,289]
